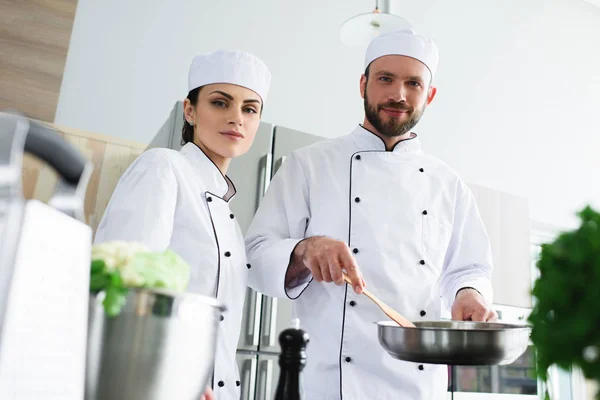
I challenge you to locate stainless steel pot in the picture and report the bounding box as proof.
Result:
[377,320,531,365]
[85,288,226,400]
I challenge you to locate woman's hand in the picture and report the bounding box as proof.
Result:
[200,387,215,400]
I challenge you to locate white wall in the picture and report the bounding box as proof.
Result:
[55,0,600,229]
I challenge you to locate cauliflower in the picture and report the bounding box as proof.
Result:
[90,241,191,316]
[91,241,151,273]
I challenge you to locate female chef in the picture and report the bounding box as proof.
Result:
[94,49,272,400]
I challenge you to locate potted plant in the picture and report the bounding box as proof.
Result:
[529,206,600,399]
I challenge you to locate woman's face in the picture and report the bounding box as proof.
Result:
[184,83,262,161]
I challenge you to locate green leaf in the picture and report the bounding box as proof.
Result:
[89,272,110,292]
[91,259,106,274]
[102,286,129,318]
[90,258,128,316]
[109,270,123,287]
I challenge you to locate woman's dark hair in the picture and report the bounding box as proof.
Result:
[181,87,201,145]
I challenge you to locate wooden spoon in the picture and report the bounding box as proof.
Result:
[343,273,416,328]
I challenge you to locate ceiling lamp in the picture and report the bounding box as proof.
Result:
[340,0,413,47]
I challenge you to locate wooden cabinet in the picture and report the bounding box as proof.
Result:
[0,0,78,122]
[468,183,532,308]
[21,123,146,236]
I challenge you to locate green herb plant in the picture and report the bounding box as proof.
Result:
[528,206,600,399]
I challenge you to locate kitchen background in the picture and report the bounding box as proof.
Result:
[2,0,599,399]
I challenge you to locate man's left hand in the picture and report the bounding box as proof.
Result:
[451,288,498,322]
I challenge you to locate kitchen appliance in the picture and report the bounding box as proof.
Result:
[378,320,530,365]
[85,288,225,400]
[0,112,93,399]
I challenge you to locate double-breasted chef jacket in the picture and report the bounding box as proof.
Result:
[95,142,248,400]
[245,124,494,400]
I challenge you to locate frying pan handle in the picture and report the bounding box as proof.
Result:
[25,119,88,185]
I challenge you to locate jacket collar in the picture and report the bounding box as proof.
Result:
[180,142,236,201]
[352,124,421,153]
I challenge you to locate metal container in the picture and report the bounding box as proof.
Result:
[85,288,225,400]
[377,320,531,365]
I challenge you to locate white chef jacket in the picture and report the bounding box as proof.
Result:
[95,142,248,400]
[245,125,494,400]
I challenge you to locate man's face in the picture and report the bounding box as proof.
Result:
[360,55,436,138]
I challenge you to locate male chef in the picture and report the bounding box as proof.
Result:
[245,29,497,399]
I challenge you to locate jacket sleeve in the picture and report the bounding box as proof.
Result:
[245,152,312,299]
[94,150,178,251]
[440,182,494,308]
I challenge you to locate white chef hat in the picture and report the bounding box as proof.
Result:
[188,49,271,103]
[364,29,439,80]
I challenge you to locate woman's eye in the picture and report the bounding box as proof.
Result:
[244,107,258,114]
[212,100,227,108]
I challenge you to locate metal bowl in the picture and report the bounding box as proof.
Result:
[377,320,531,365]
[85,288,225,400]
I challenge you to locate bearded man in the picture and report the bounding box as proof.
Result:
[245,29,497,400]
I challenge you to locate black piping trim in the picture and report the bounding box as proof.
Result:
[339,148,402,398]
[284,278,314,300]
[284,275,314,300]
[338,284,349,400]
[205,191,223,298]
[338,151,360,400]
[358,124,418,152]
[223,175,237,202]
[283,240,314,300]
[205,190,222,391]
[340,144,423,398]
[189,142,237,202]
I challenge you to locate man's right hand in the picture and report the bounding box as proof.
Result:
[288,236,366,294]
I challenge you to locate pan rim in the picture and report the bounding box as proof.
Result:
[376,320,531,332]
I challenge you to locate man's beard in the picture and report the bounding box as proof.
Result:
[364,90,426,138]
